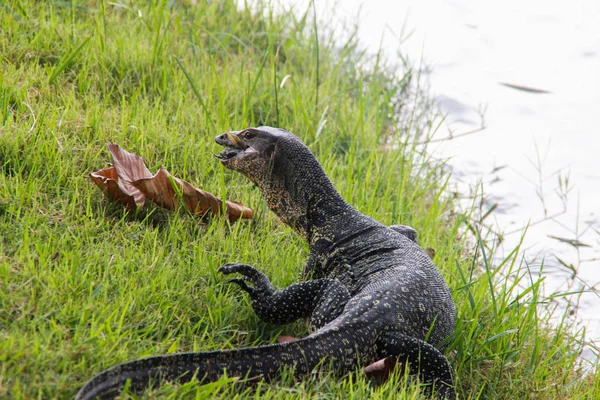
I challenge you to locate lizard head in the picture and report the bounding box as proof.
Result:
[215,126,346,239]
[215,126,285,184]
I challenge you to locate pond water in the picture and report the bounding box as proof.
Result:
[280,0,600,358]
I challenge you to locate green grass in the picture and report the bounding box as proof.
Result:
[0,0,598,399]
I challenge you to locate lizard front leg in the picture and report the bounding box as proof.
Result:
[219,263,350,329]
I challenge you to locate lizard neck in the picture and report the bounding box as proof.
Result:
[255,135,349,242]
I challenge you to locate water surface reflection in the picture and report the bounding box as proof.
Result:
[281,0,600,357]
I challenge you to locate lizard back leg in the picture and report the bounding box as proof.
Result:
[376,332,454,399]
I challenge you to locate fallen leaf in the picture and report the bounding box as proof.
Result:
[108,144,153,207]
[89,166,140,209]
[90,144,253,222]
[133,167,253,222]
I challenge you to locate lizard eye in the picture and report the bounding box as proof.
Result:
[241,130,257,140]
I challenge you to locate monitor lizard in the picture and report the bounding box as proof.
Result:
[76,126,456,399]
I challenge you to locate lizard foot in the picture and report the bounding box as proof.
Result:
[218,263,260,277]
[363,357,397,381]
[277,335,300,343]
[219,263,275,299]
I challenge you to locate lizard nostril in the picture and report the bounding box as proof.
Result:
[215,134,226,144]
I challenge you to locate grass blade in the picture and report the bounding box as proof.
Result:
[48,36,90,84]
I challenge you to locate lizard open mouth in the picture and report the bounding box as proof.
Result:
[215,132,248,162]
[215,146,244,161]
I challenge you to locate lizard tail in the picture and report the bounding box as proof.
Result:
[75,329,376,400]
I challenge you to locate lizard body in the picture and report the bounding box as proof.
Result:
[76,127,456,399]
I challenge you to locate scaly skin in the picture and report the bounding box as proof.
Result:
[76,127,456,399]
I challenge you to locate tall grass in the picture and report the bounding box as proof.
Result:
[0,1,597,398]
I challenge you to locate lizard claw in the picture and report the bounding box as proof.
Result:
[218,263,255,276]
[218,263,263,279]
[218,263,275,296]
[228,278,256,295]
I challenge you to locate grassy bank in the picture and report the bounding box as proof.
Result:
[0,0,597,398]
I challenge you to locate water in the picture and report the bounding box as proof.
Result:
[279,0,600,357]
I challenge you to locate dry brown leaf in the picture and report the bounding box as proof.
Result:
[89,144,153,208]
[90,144,253,222]
[132,167,254,222]
[108,144,153,206]
[89,166,140,209]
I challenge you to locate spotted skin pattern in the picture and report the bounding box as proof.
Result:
[76,127,456,399]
